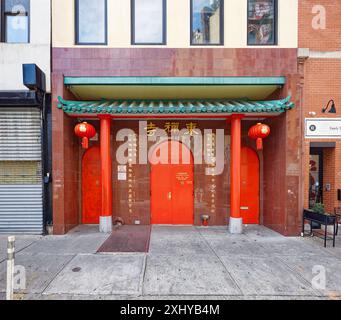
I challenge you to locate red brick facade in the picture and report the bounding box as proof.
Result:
[299,0,341,51]
[299,0,341,215]
[301,59,341,214]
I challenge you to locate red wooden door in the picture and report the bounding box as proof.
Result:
[241,147,260,224]
[82,146,102,224]
[150,141,194,225]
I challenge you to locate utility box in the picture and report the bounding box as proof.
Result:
[23,64,46,92]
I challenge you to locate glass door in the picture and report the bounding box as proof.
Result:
[309,148,323,208]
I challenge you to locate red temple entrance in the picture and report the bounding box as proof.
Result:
[150,140,194,225]
[82,146,102,224]
[241,146,260,224]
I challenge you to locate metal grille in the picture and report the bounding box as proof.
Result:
[0,108,43,234]
[0,161,42,184]
[0,108,41,161]
[0,185,43,234]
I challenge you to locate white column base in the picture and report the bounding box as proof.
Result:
[229,217,243,234]
[99,216,113,233]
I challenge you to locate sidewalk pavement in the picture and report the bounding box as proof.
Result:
[0,225,340,300]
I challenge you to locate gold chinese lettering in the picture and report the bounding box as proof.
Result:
[185,122,199,136]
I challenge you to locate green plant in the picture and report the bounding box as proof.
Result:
[312,203,325,214]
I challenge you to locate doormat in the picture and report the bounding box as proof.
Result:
[97,225,151,253]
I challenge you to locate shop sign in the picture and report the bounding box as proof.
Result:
[305,118,341,139]
[146,122,199,136]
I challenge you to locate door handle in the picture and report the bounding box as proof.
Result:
[168,192,172,200]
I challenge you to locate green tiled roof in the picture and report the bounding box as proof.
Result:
[57,96,294,115]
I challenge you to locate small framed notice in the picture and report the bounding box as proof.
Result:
[118,172,127,181]
[118,165,127,181]
[118,165,127,173]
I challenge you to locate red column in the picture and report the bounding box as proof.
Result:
[100,116,113,232]
[229,115,243,233]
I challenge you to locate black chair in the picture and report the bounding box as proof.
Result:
[334,207,341,236]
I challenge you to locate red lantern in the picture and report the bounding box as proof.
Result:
[248,123,271,150]
[74,122,96,149]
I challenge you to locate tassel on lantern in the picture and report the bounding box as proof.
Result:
[256,138,263,150]
[82,137,89,149]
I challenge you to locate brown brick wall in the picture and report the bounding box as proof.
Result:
[52,73,80,234]
[52,48,298,77]
[263,73,303,236]
[299,0,341,51]
[263,114,287,233]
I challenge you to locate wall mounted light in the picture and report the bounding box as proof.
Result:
[322,99,336,113]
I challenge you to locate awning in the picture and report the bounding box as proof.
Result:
[0,91,40,107]
[64,76,286,100]
[57,96,294,116]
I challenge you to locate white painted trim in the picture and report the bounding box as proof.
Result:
[298,48,341,59]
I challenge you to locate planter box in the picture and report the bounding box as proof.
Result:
[302,209,337,248]
[303,209,336,225]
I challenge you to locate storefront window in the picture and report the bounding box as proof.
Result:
[2,0,29,43]
[247,0,277,45]
[132,0,166,45]
[76,0,107,45]
[191,0,223,45]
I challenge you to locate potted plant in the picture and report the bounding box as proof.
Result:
[311,203,325,229]
[201,215,210,227]
[312,203,325,214]
[304,203,335,226]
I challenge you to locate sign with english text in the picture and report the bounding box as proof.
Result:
[305,118,341,139]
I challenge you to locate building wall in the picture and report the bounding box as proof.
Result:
[110,120,231,226]
[52,47,298,77]
[299,0,341,51]
[51,73,79,234]
[262,73,302,236]
[299,0,341,214]
[301,59,341,213]
[52,0,298,48]
[0,0,51,92]
[51,46,301,234]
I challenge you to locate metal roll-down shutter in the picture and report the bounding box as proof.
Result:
[0,108,43,234]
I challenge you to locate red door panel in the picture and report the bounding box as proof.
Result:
[171,165,194,225]
[150,164,172,224]
[150,141,194,225]
[241,147,260,224]
[82,146,101,224]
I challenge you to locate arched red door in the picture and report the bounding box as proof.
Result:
[82,146,102,224]
[150,140,194,225]
[241,147,260,224]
